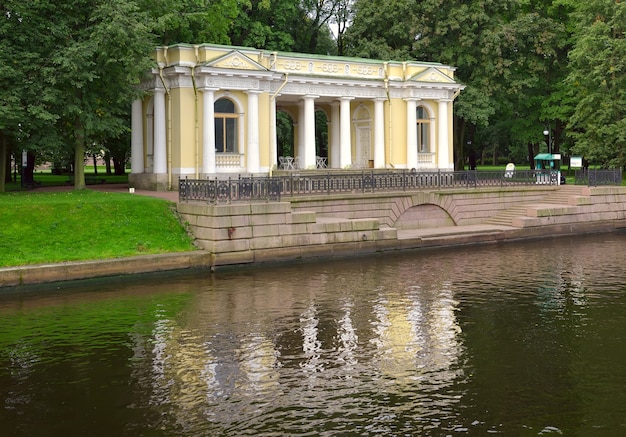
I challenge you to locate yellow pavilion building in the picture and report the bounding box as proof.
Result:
[130,43,464,190]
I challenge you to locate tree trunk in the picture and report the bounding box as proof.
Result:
[527,141,535,169]
[453,116,466,170]
[113,157,125,175]
[23,151,35,187]
[74,119,86,190]
[104,151,112,175]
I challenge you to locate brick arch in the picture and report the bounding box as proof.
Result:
[392,193,458,229]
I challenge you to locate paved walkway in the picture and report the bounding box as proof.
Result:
[35,183,180,202]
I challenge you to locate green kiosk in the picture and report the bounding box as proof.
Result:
[534,153,562,185]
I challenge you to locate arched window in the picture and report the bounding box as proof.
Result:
[416,106,430,153]
[215,98,238,153]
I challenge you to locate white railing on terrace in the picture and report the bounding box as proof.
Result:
[417,153,435,167]
[216,153,244,169]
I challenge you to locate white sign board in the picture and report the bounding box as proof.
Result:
[570,156,583,168]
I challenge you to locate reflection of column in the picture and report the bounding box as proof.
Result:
[330,102,340,168]
[303,95,317,169]
[405,98,418,170]
[202,88,216,174]
[247,91,260,173]
[438,99,451,169]
[301,304,322,373]
[131,99,144,174]
[153,88,167,174]
[374,98,385,169]
[339,97,353,168]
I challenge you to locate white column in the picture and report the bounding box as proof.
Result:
[302,95,317,169]
[131,99,144,174]
[438,99,451,169]
[330,102,340,168]
[153,88,167,175]
[339,97,353,168]
[296,103,304,162]
[201,88,216,175]
[270,97,278,171]
[246,91,260,173]
[405,98,418,170]
[374,98,385,169]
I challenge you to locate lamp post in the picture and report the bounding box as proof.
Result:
[543,127,550,155]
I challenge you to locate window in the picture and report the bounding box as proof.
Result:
[215,98,238,153]
[416,106,430,153]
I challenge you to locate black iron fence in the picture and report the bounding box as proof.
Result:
[574,168,623,186]
[179,168,591,203]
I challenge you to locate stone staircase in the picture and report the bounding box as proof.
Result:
[540,185,585,205]
[484,185,586,227]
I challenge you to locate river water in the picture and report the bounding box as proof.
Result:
[2,233,626,436]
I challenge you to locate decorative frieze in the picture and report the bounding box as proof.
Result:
[204,77,260,90]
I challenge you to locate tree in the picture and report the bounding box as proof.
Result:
[331,0,353,55]
[48,0,155,189]
[343,0,414,60]
[229,0,299,51]
[0,2,62,191]
[566,0,626,167]
[1,1,155,191]
[147,0,243,46]
[346,0,574,170]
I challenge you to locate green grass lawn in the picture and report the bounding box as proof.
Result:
[0,190,197,267]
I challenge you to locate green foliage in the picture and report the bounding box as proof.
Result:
[346,0,580,169]
[0,191,196,267]
[229,0,299,51]
[147,0,244,45]
[566,0,626,167]
[1,0,156,191]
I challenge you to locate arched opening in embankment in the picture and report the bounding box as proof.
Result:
[393,203,456,230]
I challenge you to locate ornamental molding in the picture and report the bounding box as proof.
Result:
[203,77,261,90]
[277,82,386,99]
[204,50,268,71]
[409,67,456,84]
[273,57,385,79]
[166,75,194,89]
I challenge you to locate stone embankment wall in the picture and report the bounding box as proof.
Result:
[178,186,626,268]
[287,187,554,227]
[512,186,626,227]
[177,202,398,267]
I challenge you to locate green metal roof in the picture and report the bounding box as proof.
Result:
[534,153,559,160]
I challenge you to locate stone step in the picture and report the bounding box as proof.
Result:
[484,186,587,227]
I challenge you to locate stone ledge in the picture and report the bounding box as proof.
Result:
[0,251,212,288]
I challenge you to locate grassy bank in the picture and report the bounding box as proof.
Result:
[0,190,196,267]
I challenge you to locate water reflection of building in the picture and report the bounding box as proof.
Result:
[371,283,462,385]
[128,267,465,429]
